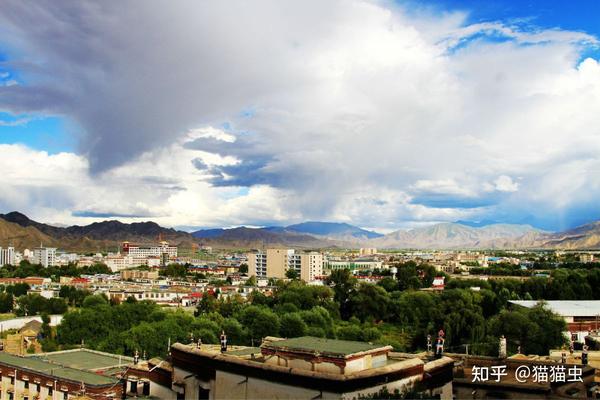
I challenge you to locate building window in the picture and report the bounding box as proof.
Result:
[24,381,29,389]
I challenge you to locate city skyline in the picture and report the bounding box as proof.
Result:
[1,0,600,232]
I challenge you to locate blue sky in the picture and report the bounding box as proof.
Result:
[0,1,599,232]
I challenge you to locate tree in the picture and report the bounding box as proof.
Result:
[280,313,307,338]
[488,303,567,356]
[195,292,218,315]
[239,263,249,274]
[285,269,299,280]
[349,284,390,322]
[236,306,280,343]
[221,318,246,344]
[0,292,13,313]
[325,269,357,319]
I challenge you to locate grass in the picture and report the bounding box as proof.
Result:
[0,313,16,321]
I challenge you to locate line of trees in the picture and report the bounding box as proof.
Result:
[52,262,568,359]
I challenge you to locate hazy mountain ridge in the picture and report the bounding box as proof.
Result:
[371,223,544,249]
[3,211,600,250]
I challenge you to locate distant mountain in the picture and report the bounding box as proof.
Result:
[192,228,226,239]
[0,218,58,249]
[0,211,195,251]
[371,223,542,249]
[5,211,600,251]
[531,221,600,249]
[192,221,382,247]
[192,226,342,248]
[285,221,383,240]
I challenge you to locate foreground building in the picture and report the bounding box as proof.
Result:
[450,352,597,399]
[170,336,453,399]
[0,351,124,399]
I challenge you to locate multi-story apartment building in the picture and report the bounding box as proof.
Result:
[247,249,323,281]
[359,247,377,256]
[122,241,178,259]
[0,247,15,266]
[31,246,56,268]
[247,251,267,277]
[299,252,324,282]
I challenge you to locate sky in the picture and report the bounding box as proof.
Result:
[0,0,599,233]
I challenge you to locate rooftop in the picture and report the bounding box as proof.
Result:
[261,336,389,358]
[509,300,600,317]
[0,352,119,386]
[31,348,134,371]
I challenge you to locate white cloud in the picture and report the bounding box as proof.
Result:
[494,176,519,192]
[0,1,599,230]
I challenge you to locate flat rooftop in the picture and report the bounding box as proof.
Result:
[31,348,134,371]
[0,352,119,386]
[510,300,600,317]
[261,336,387,358]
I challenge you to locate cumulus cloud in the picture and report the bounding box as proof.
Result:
[0,1,599,230]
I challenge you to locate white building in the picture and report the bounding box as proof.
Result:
[0,247,16,266]
[359,248,378,256]
[123,241,177,259]
[32,246,57,268]
[105,254,161,272]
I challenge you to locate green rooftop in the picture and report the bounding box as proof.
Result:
[32,349,133,371]
[0,352,119,386]
[262,336,385,357]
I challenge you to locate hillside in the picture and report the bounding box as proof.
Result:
[3,210,600,250]
[371,223,542,249]
[0,218,58,249]
[195,226,342,249]
[535,221,600,249]
[0,212,196,252]
[285,222,383,240]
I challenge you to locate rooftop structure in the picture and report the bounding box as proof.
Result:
[170,336,454,399]
[31,348,134,373]
[509,301,600,319]
[0,351,123,399]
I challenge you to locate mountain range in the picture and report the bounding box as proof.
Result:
[2,211,600,250]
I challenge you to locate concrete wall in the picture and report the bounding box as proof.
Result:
[0,314,63,331]
[266,249,287,278]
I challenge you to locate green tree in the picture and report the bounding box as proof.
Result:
[285,269,299,280]
[280,313,307,338]
[325,269,357,319]
[236,306,280,343]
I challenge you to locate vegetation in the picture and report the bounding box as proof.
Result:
[0,261,111,279]
[50,261,569,359]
